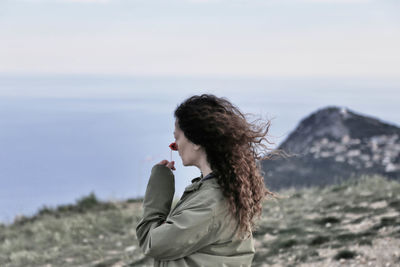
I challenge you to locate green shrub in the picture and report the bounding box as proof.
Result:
[76,192,99,209]
[333,249,357,260]
[314,216,341,225]
[309,235,330,246]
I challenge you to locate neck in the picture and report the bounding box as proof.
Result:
[201,169,213,178]
[198,158,212,178]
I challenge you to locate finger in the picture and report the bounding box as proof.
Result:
[166,161,175,168]
[165,163,174,170]
[158,160,168,165]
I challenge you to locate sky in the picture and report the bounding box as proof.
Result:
[1,0,399,77]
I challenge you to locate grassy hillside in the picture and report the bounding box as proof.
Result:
[1,175,399,267]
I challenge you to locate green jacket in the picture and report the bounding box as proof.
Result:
[136,164,255,267]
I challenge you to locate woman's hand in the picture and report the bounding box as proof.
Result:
[158,159,176,171]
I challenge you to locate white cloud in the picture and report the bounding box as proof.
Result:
[16,0,375,3]
[296,0,372,3]
[190,0,374,3]
[1,28,399,77]
[64,0,111,2]
[2,0,397,77]
[18,0,113,3]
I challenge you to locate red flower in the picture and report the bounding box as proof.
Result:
[169,142,178,151]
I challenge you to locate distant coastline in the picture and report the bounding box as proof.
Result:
[1,74,399,223]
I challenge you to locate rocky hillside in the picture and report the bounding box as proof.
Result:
[262,106,400,190]
[1,175,399,266]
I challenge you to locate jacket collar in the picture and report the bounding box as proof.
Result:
[184,172,217,193]
[191,177,201,183]
[184,177,202,193]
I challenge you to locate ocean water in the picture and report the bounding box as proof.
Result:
[0,74,399,224]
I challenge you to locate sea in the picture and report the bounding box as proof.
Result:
[0,74,399,224]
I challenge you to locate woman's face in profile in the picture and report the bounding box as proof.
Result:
[174,120,199,167]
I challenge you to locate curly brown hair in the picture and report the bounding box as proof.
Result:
[174,94,284,239]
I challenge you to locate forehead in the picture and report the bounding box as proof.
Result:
[174,120,180,130]
[174,121,183,136]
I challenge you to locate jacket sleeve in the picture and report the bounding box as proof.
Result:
[136,164,218,261]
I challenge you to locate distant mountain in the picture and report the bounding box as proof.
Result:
[262,106,400,190]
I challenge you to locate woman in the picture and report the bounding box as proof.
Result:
[136,94,279,267]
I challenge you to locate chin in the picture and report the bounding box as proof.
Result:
[182,160,190,167]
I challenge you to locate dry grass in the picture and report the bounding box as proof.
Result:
[1,175,399,266]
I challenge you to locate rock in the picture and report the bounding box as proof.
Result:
[125,245,136,252]
[262,106,400,190]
